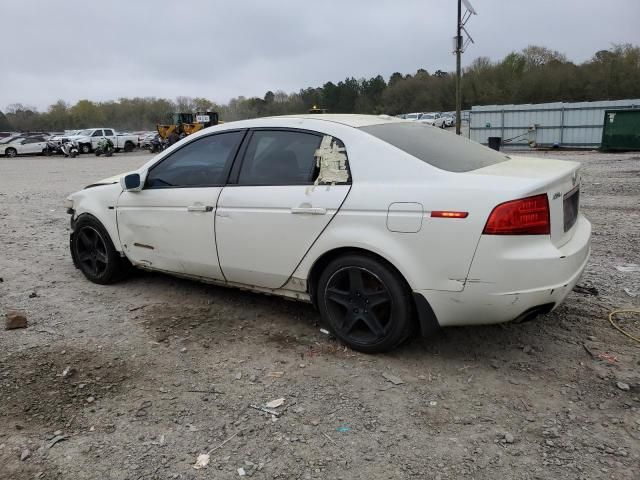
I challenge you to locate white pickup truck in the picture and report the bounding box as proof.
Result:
[68,128,138,154]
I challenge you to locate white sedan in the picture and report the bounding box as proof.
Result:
[1,136,49,157]
[65,115,591,353]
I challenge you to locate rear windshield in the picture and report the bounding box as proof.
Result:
[359,122,509,172]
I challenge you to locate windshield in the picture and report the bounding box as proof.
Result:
[422,114,435,119]
[359,122,509,173]
[405,114,418,120]
[77,129,93,136]
[0,136,20,144]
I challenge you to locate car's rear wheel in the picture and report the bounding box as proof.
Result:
[71,215,131,284]
[317,254,413,353]
[124,141,134,152]
[6,148,17,158]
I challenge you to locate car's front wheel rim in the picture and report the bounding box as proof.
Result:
[324,266,393,345]
[75,226,109,277]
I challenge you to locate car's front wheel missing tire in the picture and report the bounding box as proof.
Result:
[317,254,414,353]
[71,215,131,284]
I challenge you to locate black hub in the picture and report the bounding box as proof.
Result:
[75,227,108,277]
[324,266,392,344]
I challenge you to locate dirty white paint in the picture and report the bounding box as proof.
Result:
[313,135,349,186]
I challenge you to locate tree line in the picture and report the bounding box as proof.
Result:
[1,44,638,132]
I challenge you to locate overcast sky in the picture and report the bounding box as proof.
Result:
[2,0,639,111]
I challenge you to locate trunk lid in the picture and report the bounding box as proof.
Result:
[472,155,581,247]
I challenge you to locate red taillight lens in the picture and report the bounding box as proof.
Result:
[483,194,550,235]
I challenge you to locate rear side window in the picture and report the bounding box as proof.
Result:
[237,130,322,185]
[359,122,508,172]
[103,129,114,136]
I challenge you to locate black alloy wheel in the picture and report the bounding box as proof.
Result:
[317,254,414,353]
[75,226,109,278]
[71,215,131,284]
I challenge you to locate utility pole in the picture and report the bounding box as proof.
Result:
[455,0,462,135]
[454,0,476,136]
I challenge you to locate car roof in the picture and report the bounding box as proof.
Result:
[271,114,405,128]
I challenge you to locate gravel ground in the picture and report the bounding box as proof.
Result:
[1,150,639,480]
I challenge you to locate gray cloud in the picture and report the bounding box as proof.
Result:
[2,0,639,110]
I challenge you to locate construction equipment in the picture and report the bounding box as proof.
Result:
[308,105,327,114]
[156,111,219,140]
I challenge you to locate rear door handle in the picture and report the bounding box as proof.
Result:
[290,207,327,215]
[187,205,213,212]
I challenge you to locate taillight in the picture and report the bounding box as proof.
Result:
[483,194,550,235]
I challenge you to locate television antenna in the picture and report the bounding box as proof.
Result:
[454,0,477,135]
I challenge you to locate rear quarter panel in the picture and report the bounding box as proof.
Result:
[293,133,533,292]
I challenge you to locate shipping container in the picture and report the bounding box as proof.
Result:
[601,109,640,151]
[469,99,640,149]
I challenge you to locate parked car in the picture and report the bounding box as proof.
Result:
[67,128,138,154]
[65,115,591,353]
[418,113,446,128]
[404,113,421,121]
[441,113,455,127]
[1,136,49,157]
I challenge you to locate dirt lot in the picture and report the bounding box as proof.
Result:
[1,150,639,480]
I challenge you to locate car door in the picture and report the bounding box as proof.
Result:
[215,128,351,289]
[117,130,245,279]
[21,137,43,154]
[91,129,103,149]
[103,129,116,147]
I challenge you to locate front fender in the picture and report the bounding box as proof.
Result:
[68,183,123,252]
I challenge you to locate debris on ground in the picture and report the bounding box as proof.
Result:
[382,372,404,385]
[237,467,246,476]
[573,284,599,296]
[20,448,30,461]
[616,381,630,391]
[249,404,281,417]
[266,371,284,378]
[615,264,640,273]
[193,453,210,470]
[265,398,285,409]
[5,310,28,330]
[623,288,637,297]
[47,435,67,449]
[336,426,351,433]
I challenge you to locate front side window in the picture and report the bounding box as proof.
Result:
[237,130,323,185]
[92,130,103,137]
[146,131,244,188]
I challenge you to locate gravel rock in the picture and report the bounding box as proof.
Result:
[5,310,28,330]
[20,449,30,461]
[616,382,630,391]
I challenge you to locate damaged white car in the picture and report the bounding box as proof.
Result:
[65,115,591,353]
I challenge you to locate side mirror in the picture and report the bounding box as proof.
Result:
[121,173,141,192]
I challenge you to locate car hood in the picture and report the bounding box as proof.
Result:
[85,173,123,188]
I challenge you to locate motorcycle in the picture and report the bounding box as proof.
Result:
[44,140,62,156]
[94,137,115,157]
[60,139,79,158]
[149,135,168,153]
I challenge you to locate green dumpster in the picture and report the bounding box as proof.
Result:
[601,109,640,151]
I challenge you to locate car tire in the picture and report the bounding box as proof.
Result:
[70,215,132,285]
[81,143,91,154]
[124,141,134,152]
[317,253,414,353]
[5,148,17,158]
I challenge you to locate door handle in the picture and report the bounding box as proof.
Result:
[290,207,327,215]
[187,205,213,212]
